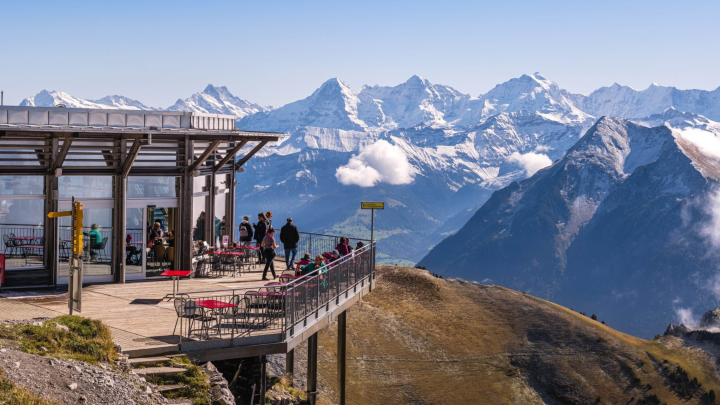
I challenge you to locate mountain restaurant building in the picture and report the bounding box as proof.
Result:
[0,105,281,288]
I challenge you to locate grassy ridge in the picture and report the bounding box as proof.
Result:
[0,316,116,365]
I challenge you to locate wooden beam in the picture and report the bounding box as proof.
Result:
[188,140,221,173]
[121,138,144,177]
[212,140,247,173]
[235,140,269,171]
[49,136,73,172]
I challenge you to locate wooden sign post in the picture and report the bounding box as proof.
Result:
[360,202,385,244]
[48,196,84,315]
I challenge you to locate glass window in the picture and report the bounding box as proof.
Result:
[0,175,46,269]
[128,177,179,198]
[193,176,208,194]
[58,207,113,276]
[192,195,207,242]
[59,176,113,199]
[0,176,44,195]
[214,175,228,243]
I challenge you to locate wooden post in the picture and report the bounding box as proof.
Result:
[307,332,318,405]
[180,138,194,272]
[259,355,267,404]
[337,310,347,405]
[45,137,59,286]
[114,174,126,283]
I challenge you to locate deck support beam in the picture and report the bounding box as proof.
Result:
[286,349,294,387]
[337,310,347,405]
[213,140,247,173]
[307,332,318,405]
[188,140,221,173]
[259,355,267,404]
[235,140,268,171]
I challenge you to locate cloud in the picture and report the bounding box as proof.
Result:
[675,307,698,328]
[335,140,416,187]
[677,128,720,160]
[534,145,552,153]
[701,187,720,249]
[507,151,552,177]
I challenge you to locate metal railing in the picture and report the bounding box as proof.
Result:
[175,242,376,344]
[233,226,371,259]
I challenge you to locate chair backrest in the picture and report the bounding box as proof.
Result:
[154,243,166,258]
[279,274,294,283]
[99,237,108,249]
[183,299,198,317]
[3,234,9,245]
[8,233,14,238]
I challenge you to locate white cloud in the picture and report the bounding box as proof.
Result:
[677,128,720,160]
[675,307,698,328]
[507,151,552,177]
[335,140,416,187]
[534,145,552,153]
[702,187,720,249]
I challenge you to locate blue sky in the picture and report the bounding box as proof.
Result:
[1,0,719,108]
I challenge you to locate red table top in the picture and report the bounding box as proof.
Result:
[161,270,192,277]
[195,299,236,309]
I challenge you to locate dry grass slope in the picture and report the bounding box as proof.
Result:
[309,266,720,405]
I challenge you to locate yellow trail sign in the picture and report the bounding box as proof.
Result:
[361,202,385,210]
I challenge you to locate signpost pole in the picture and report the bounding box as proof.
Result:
[370,208,374,245]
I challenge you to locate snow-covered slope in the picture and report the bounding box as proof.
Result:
[167,84,270,119]
[419,117,720,337]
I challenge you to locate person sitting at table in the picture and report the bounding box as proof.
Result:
[149,223,164,245]
[83,224,103,260]
[301,252,312,262]
[336,237,352,256]
[298,255,326,277]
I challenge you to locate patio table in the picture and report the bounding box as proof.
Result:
[161,270,193,301]
[194,299,237,309]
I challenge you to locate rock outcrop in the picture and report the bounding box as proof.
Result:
[201,362,235,405]
[700,309,720,329]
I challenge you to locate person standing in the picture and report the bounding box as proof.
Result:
[265,211,274,229]
[280,218,300,270]
[239,215,253,246]
[253,213,268,263]
[261,228,278,280]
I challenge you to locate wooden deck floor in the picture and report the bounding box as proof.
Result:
[3,260,290,355]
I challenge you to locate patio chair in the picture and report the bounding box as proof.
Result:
[221,295,249,335]
[173,297,200,337]
[244,291,268,329]
[278,274,295,284]
[186,303,220,340]
[153,244,167,271]
[3,234,16,257]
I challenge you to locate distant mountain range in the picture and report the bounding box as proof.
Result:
[17,76,720,272]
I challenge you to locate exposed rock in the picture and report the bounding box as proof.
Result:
[665,323,691,336]
[201,361,235,405]
[68,382,78,390]
[53,323,69,332]
[700,309,720,329]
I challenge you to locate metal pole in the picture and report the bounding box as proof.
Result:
[1,91,3,106]
[337,311,347,405]
[260,355,267,403]
[307,332,318,405]
[370,209,374,245]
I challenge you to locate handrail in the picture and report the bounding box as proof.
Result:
[233,226,372,243]
[179,241,376,343]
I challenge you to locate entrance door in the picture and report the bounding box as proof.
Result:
[126,198,178,278]
[57,199,114,284]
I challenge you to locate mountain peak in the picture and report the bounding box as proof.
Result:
[405,74,429,86]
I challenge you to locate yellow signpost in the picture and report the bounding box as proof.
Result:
[360,202,384,243]
[48,197,84,314]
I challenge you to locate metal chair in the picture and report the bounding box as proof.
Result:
[221,295,248,335]
[153,243,168,271]
[173,297,199,337]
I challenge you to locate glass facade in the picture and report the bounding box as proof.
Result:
[59,176,113,199]
[127,177,179,198]
[214,175,228,244]
[192,195,207,242]
[0,176,46,269]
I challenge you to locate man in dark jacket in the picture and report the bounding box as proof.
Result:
[280,218,300,270]
[239,216,253,245]
[253,213,268,263]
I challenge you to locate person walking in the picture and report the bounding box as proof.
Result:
[253,212,268,263]
[261,228,278,280]
[239,215,253,246]
[280,217,300,270]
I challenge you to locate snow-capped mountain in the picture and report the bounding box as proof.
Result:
[576,82,720,121]
[418,116,720,337]
[20,90,156,110]
[167,84,270,119]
